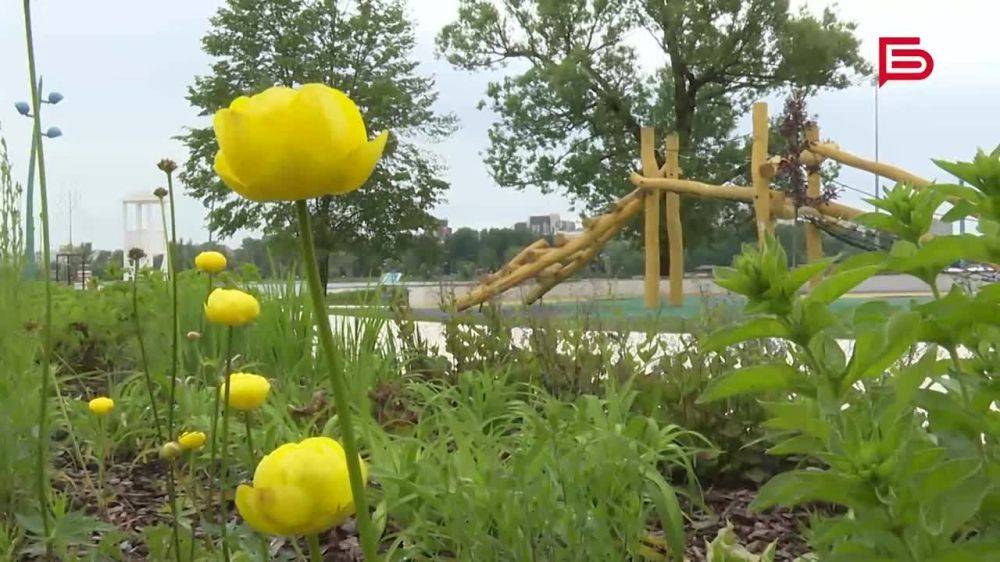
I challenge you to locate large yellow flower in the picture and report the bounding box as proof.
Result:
[194,251,227,274]
[205,288,260,327]
[235,437,367,536]
[220,372,271,411]
[213,84,389,202]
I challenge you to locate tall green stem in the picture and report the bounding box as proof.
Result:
[308,534,323,562]
[209,327,232,533]
[218,327,235,562]
[294,200,378,561]
[96,418,107,517]
[22,0,53,553]
[163,166,182,561]
[244,412,255,467]
[132,264,165,441]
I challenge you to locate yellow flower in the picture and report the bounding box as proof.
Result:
[205,288,260,327]
[220,373,271,411]
[194,251,227,274]
[178,431,207,451]
[212,84,388,202]
[88,397,114,416]
[235,437,367,536]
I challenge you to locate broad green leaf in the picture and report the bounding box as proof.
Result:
[767,434,823,456]
[644,468,685,562]
[844,310,921,385]
[700,317,791,353]
[854,212,904,236]
[807,265,883,305]
[762,398,829,440]
[786,257,835,293]
[698,364,803,403]
[931,183,985,203]
[750,469,875,511]
[890,235,990,275]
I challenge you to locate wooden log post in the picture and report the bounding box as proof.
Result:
[751,102,772,242]
[640,127,661,309]
[663,134,684,306]
[804,125,823,286]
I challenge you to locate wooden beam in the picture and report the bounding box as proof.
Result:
[751,102,772,242]
[663,133,684,307]
[641,127,661,309]
[454,197,643,311]
[807,141,931,188]
[629,173,864,222]
[804,125,824,286]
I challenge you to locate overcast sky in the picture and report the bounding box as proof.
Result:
[1,0,998,250]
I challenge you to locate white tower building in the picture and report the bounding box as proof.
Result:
[122,192,168,279]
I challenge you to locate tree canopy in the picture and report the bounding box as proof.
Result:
[180,0,456,282]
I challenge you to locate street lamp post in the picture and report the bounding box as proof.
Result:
[15,78,63,277]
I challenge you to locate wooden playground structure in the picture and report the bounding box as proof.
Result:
[453,101,934,312]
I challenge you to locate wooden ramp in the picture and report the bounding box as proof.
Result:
[454,188,645,312]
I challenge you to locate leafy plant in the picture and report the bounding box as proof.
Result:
[699,148,1000,560]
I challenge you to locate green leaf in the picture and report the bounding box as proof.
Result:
[807,264,883,305]
[698,364,803,403]
[890,235,990,275]
[767,434,823,456]
[844,310,921,385]
[750,469,875,511]
[786,257,835,293]
[700,318,791,353]
[644,468,685,562]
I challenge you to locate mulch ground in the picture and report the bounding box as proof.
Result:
[51,450,812,561]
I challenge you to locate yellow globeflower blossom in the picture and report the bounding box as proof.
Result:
[212,84,388,202]
[235,437,367,536]
[220,373,271,411]
[88,397,114,416]
[194,251,228,274]
[205,288,260,327]
[178,431,207,451]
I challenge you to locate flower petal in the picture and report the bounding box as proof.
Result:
[235,485,283,536]
[330,131,389,195]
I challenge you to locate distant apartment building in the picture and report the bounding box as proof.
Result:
[432,219,452,240]
[524,214,579,236]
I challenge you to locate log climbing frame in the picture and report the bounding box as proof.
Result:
[452,101,935,313]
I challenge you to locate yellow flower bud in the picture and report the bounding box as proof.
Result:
[178,431,207,451]
[220,373,270,411]
[205,288,260,327]
[212,84,389,202]
[88,397,114,416]
[194,251,227,274]
[159,441,183,461]
[235,437,367,536]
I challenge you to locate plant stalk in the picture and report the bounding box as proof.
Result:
[219,326,235,562]
[21,0,53,554]
[131,263,165,441]
[308,534,322,562]
[294,200,378,561]
[163,167,182,562]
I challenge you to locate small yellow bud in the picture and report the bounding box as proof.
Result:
[194,251,227,274]
[178,431,207,451]
[88,397,114,416]
[221,373,271,411]
[205,288,260,327]
[159,441,183,461]
[186,331,202,342]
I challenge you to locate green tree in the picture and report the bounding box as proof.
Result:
[181,0,456,289]
[438,0,868,251]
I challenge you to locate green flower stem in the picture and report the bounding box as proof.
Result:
[163,167,182,562]
[96,418,107,517]
[244,412,255,467]
[164,461,182,562]
[131,263,165,442]
[21,0,53,553]
[295,200,378,561]
[209,326,232,534]
[158,198,172,278]
[219,326,235,562]
[308,534,322,562]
